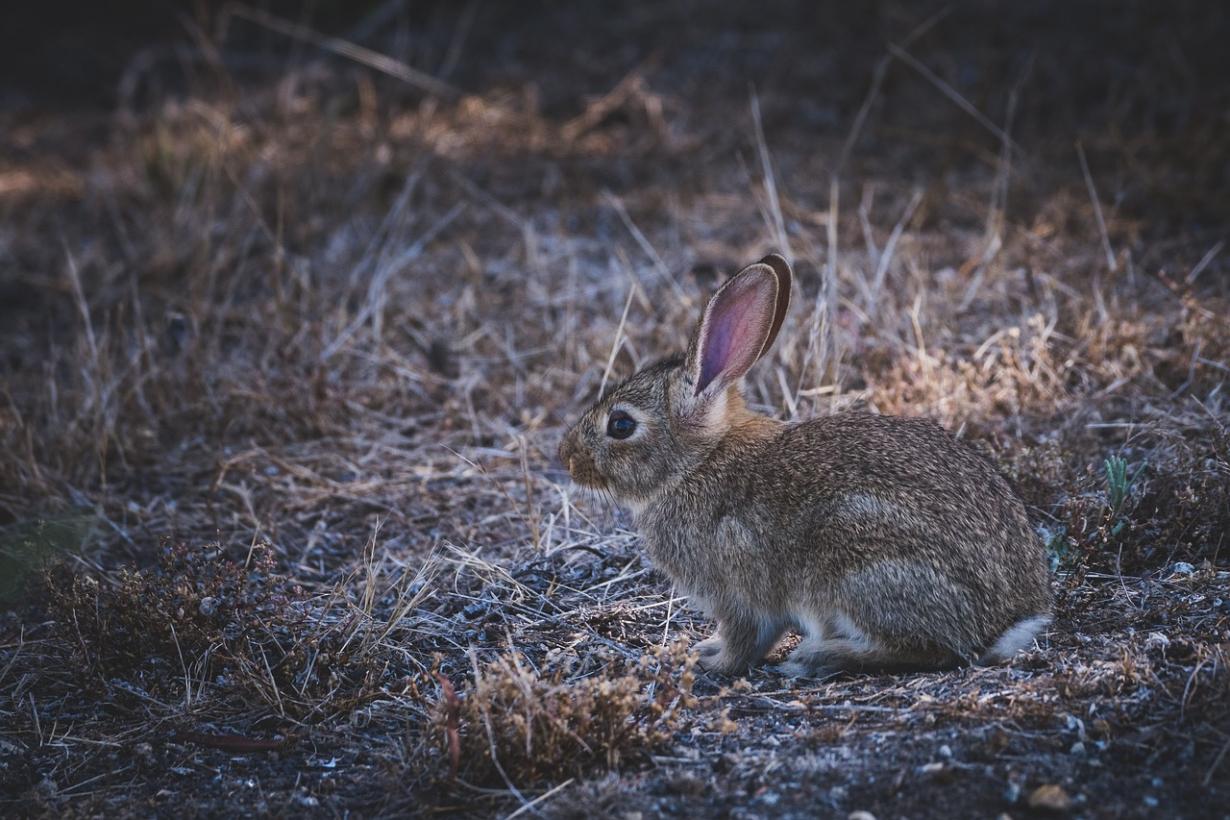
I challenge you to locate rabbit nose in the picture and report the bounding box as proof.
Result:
[558,433,576,470]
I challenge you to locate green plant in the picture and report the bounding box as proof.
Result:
[1104,456,1130,515]
[1103,455,1146,536]
[0,514,94,604]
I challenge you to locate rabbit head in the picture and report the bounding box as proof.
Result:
[558,254,792,505]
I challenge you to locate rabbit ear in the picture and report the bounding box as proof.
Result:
[688,261,781,397]
[757,253,793,358]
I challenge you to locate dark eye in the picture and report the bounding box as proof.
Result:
[606,411,637,440]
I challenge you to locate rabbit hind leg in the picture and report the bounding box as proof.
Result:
[777,635,955,677]
[777,611,955,677]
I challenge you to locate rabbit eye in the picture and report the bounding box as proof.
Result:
[606,411,637,440]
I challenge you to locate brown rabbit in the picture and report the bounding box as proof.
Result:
[558,254,1052,676]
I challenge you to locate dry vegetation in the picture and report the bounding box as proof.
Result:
[1,1,1228,816]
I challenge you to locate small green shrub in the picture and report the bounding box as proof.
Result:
[0,514,94,604]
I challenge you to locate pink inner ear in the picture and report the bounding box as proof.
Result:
[697,275,774,394]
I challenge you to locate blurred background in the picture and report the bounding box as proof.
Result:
[1,1,1227,815]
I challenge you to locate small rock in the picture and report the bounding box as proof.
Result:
[938,744,953,759]
[848,812,877,820]
[1172,561,1196,575]
[1143,795,1159,808]
[1028,784,1072,812]
[198,597,219,617]
[1069,741,1086,756]
[1004,781,1022,804]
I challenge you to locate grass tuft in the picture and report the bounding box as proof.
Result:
[432,640,696,788]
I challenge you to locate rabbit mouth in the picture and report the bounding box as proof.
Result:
[565,455,608,490]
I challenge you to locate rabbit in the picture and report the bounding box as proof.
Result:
[557,254,1052,677]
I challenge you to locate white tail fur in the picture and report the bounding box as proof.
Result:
[979,614,1051,664]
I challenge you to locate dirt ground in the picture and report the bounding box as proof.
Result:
[1,2,1228,817]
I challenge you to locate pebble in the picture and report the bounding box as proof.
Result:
[848,812,877,820]
[1028,784,1073,812]
[1172,561,1196,575]
[135,742,155,764]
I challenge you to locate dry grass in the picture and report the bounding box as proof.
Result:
[1,1,1228,816]
[430,641,695,788]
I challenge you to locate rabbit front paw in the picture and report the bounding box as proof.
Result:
[697,651,748,675]
[693,636,724,658]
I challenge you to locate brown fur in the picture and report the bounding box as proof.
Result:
[558,255,1051,677]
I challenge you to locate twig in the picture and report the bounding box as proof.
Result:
[224,4,460,98]
[438,0,480,80]
[435,673,462,780]
[888,42,1021,156]
[563,55,659,142]
[837,6,951,174]
[599,279,638,400]
[1186,239,1223,284]
[1076,141,1118,273]
[1204,736,1230,787]
[321,203,465,362]
[503,778,575,819]
[603,190,689,307]
[750,89,790,261]
[177,732,290,752]
[872,188,924,301]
